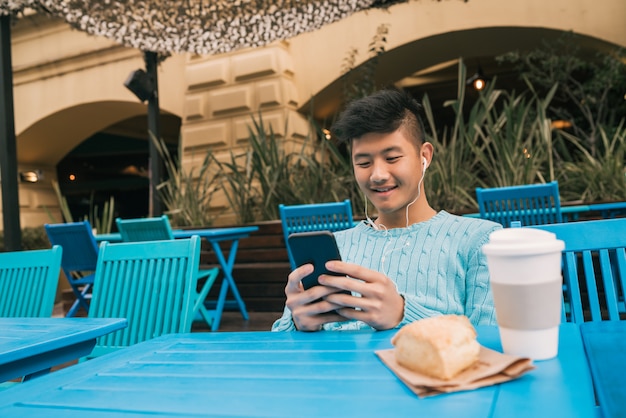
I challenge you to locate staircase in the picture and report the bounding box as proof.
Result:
[199,220,290,313]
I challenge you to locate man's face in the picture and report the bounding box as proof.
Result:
[351,129,422,218]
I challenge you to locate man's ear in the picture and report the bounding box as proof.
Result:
[420,142,434,169]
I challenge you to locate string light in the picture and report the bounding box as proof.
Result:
[467,65,488,91]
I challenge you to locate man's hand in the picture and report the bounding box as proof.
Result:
[284,263,347,331]
[284,261,404,331]
[318,260,404,330]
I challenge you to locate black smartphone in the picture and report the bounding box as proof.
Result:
[287,231,344,290]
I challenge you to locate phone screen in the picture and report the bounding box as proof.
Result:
[287,231,343,290]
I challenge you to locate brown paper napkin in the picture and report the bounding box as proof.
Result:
[376,346,535,398]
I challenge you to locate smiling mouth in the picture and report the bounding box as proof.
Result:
[371,185,397,193]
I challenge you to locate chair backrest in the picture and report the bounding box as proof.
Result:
[0,246,62,317]
[87,236,199,357]
[279,199,354,269]
[476,181,563,227]
[116,215,175,242]
[44,221,99,274]
[532,218,626,323]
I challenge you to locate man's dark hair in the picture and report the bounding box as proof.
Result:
[331,88,426,148]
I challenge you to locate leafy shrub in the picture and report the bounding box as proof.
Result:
[220,113,358,223]
[151,133,224,227]
[557,122,626,202]
[0,226,50,251]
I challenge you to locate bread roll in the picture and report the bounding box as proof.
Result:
[391,315,480,380]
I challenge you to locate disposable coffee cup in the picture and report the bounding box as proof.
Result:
[482,228,565,360]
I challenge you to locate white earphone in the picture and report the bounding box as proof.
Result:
[422,157,428,173]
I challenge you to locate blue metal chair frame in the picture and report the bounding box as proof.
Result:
[476,181,563,227]
[0,246,62,317]
[279,199,354,270]
[532,218,626,323]
[44,221,99,317]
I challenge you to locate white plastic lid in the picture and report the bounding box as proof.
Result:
[482,228,564,256]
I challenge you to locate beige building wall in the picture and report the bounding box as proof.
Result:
[289,0,626,118]
[7,13,188,228]
[179,44,311,223]
[3,0,625,230]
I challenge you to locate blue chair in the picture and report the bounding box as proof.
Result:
[44,221,99,317]
[0,246,62,317]
[279,199,354,270]
[476,181,563,227]
[532,218,626,323]
[116,215,175,242]
[87,237,201,358]
[115,215,219,328]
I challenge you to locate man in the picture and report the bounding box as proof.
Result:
[272,89,501,332]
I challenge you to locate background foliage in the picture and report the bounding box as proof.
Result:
[156,36,625,225]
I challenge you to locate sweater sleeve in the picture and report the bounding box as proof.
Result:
[463,227,499,325]
[399,293,444,325]
[271,306,297,332]
[397,214,500,327]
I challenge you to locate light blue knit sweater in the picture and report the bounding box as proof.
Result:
[271,211,501,331]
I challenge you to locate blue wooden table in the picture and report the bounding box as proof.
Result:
[96,226,259,331]
[0,324,596,417]
[560,202,626,222]
[463,201,626,223]
[0,317,127,382]
[579,321,626,418]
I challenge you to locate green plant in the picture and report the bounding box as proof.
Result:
[49,180,115,233]
[286,119,353,202]
[423,62,483,212]
[423,60,571,212]
[556,121,626,202]
[248,115,304,220]
[469,82,558,189]
[220,114,298,222]
[340,23,389,105]
[0,226,50,251]
[150,133,224,227]
[220,147,260,225]
[498,32,626,156]
[163,48,625,224]
[88,194,115,234]
[219,113,359,223]
[21,226,50,250]
[51,180,73,223]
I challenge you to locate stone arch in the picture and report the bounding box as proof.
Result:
[14,99,182,226]
[288,0,626,118]
[18,100,154,166]
[9,11,187,229]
